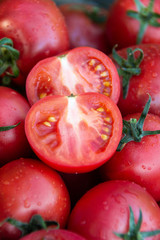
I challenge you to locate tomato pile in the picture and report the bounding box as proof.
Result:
[1,0,160,239]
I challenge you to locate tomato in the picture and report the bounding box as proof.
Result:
[26,46,120,105]
[101,109,160,202]
[106,0,160,50]
[25,93,122,173]
[0,86,32,166]
[0,0,69,86]
[111,43,160,117]
[0,158,71,240]
[59,3,109,53]
[68,180,160,240]
[20,229,86,240]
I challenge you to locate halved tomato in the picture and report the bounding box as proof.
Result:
[26,47,120,105]
[25,93,122,173]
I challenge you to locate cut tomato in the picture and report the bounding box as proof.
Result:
[25,93,122,173]
[26,47,120,105]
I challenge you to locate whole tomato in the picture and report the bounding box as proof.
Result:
[68,180,160,240]
[20,229,86,240]
[101,96,160,201]
[0,0,69,86]
[106,0,160,50]
[111,43,160,117]
[59,3,109,53]
[0,158,71,240]
[0,86,32,166]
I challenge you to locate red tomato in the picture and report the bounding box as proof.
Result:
[106,0,160,50]
[59,3,109,53]
[25,93,122,173]
[20,229,86,240]
[0,158,71,240]
[68,180,160,240]
[101,112,160,201]
[0,86,32,166]
[0,0,69,86]
[26,46,120,105]
[111,44,160,117]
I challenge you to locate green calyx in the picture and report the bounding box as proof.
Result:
[127,0,160,44]
[117,95,160,151]
[68,4,106,24]
[5,214,59,237]
[0,37,20,86]
[0,122,21,132]
[114,206,160,240]
[112,46,144,99]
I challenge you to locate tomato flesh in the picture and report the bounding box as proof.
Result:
[25,93,122,173]
[26,47,120,105]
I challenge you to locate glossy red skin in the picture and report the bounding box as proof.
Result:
[0,0,69,86]
[26,46,120,105]
[0,158,71,240]
[111,44,160,117]
[106,0,160,50]
[60,3,109,53]
[0,86,32,166]
[101,112,160,201]
[68,180,160,240]
[20,229,86,240]
[25,93,123,173]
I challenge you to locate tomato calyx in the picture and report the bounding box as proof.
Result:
[4,214,59,237]
[0,38,20,86]
[67,4,106,24]
[0,121,21,132]
[117,95,160,151]
[127,0,160,44]
[114,206,160,240]
[112,46,143,99]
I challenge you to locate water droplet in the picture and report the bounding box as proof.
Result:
[152,72,158,78]
[24,199,31,208]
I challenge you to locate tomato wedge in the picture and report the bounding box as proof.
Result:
[26,47,120,105]
[25,93,122,173]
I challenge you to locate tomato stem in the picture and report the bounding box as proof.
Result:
[117,95,160,151]
[0,37,20,86]
[114,206,160,239]
[127,0,160,44]
[5,214,59,237]
[112,46,143,99]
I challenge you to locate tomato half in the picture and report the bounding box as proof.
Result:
[68,180,160,240]
[0,0,69,86]
[0,158,71,240]
[26,47,120,105]
[25,93,122,173]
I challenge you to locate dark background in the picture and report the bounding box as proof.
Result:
[55,0,114,9]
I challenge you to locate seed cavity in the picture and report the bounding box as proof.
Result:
[39,92,47,99]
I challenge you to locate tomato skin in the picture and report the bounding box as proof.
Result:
[26,46,120,105]
[106,0,160,50]
[25,93,122,173]
[0,0,69,86]
[68,180,160,240]
[20,229,86,240]
[0,86,32,166]
[111,44,160,117]
[0,158,71,240]
[101,112,160,202]
[59,3,109,53]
